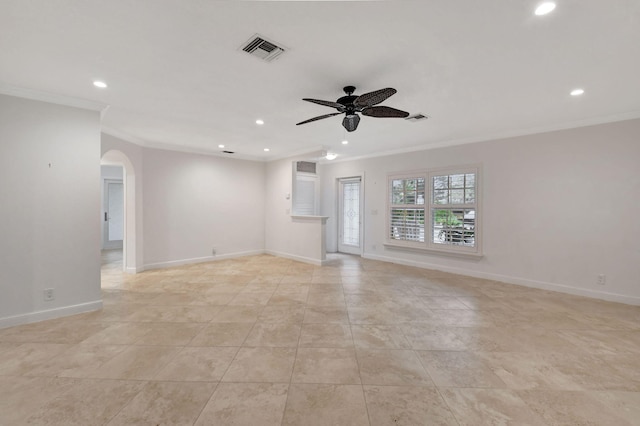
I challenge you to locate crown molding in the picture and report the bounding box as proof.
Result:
[0,82,108,112]
[329,111,640,164]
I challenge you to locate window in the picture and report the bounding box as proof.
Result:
[430,169,478,252]
[292,161,319,215]
[388,173,426,243]
[387,166,480,256]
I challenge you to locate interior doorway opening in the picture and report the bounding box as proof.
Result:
[100,149,138,285]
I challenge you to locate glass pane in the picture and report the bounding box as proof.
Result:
[465,173,475,188]
[392,190,404,204]
[450,174,465,188]
[433,209,461,227]
[450,189,464,204]
[433,190,448,205]
[465,188,475,203]
[433,208,471,245]
[433,175,448,190]
[391,180,403,204]
[391,208,424,242]
[416,178,425,204]
[342,182,360,246]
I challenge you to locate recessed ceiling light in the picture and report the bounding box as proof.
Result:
[341,140,349,145]
[325,153,337,160]
[256,119,264,125]
[93,80,107,88]
[263,148,270,152]
[570,88,585,96]
[218,144,225,148]
[535,2,556,16]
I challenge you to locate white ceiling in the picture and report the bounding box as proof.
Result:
[1,0,639,161]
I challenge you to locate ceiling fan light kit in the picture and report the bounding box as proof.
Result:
[297,85,409,132]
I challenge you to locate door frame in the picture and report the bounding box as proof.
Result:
[337,174,365,256]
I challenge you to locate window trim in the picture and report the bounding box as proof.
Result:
[386,165,482,257]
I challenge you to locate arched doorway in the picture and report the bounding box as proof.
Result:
[100,149,138,275]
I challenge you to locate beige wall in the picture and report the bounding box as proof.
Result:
[321,118,640,304]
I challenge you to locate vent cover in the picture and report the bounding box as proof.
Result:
[405,113,429,122]
[296,161,316,174]
[222,150,235,154]
[240,34,286,62]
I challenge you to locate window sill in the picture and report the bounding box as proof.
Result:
[383,242,484,259]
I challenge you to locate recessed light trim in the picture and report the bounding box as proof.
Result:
[218,144,225,148]
[263,148,270,152]
[570,88,585,96]
[256,119,264,125]
[341,140,349,145]
[535,2,556,16]
[93,80,107,88]
[325,153,337,160]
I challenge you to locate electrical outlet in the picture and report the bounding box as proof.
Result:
[212,248,217,255]
[372,244,377,250]
[597,274,606,286]
[43,288,55,301]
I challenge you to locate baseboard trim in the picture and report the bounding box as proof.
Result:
[363,253,640,306]
[0,300,103,330]
[125,266,142,274]
[265,250,327,266]
[143,250,266,271]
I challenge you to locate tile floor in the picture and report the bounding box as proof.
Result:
[1,250,639,425]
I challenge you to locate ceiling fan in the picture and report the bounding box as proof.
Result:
[296,85,409,132]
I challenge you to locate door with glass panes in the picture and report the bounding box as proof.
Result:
[338,177,362,255]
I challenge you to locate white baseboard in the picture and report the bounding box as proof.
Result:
[363,253,640,306]
[125,266,142,274]
[143,250,266,271]
[265,250,328,266]
[0,300,103,330]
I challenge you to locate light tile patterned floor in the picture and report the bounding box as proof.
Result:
[1,250,639,425]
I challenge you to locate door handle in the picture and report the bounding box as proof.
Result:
[104,212,108,222]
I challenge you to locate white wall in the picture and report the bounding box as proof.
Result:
[0,94,102,327]
[265,156,329,264]
[142,148,265,268]
[321,119,640,304]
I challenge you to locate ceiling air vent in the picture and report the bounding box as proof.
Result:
[240,34,286,63]
[296,161,316,174]
[405,113,429,122]
[222,150,235,154]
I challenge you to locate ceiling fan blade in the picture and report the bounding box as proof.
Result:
[361,106,410,118]
[296,112,342,126]
[353,88,397,108]
[302,98,345,110]
[342,114,360,132]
